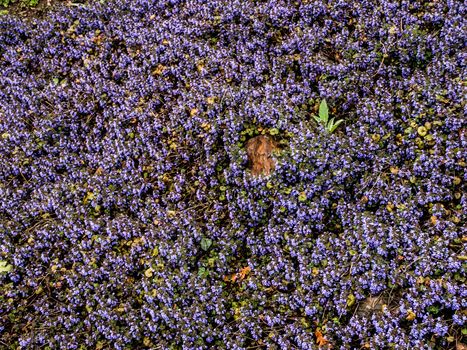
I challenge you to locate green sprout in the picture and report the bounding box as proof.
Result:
[312,99,344,133]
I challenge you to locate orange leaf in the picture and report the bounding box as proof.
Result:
[238,266,251,280]
[315,328,328,347]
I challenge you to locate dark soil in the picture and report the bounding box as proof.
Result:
[1,0,79,19]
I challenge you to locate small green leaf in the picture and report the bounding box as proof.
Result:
[329,119,344,133]
[198,267,208,278]
[200,237,213,251]
[313,115,322,124]
[319,99,329,124]
[269,128,279,136]
[346,293,356,307]
[298,192,307,202]
[152,247,159,257]
[52,78,59,85]
[0,261,12,273]
[461,328,467,335]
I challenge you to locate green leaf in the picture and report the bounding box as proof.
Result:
[0,260,12,273]
[312,115,322,125]
[462,328,467,335]
[200,237,213,251]
[269,128,279,136]
[319,99,328,124]
[198,267,209,278]
[329,119,344,133]
[346,293,356,307]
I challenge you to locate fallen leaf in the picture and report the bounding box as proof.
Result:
[238,266,251,280]
[406,310,416,321]
[152,64,166,76]
[315,328,328,347]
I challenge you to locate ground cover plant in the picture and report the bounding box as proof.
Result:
[0,0,466,349]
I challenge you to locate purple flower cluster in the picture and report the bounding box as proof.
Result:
[0,0,466,349]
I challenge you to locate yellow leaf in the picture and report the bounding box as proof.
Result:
[346,293,356,307]
[406,310,416,321]
[83,191,95,205]
[152,247,159,257]
[143,337,152,347]
[390,166,399,175]
[152,64,166,76]
[201,122,211,131]
[115,305,125,313]
[144,268,154,278]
